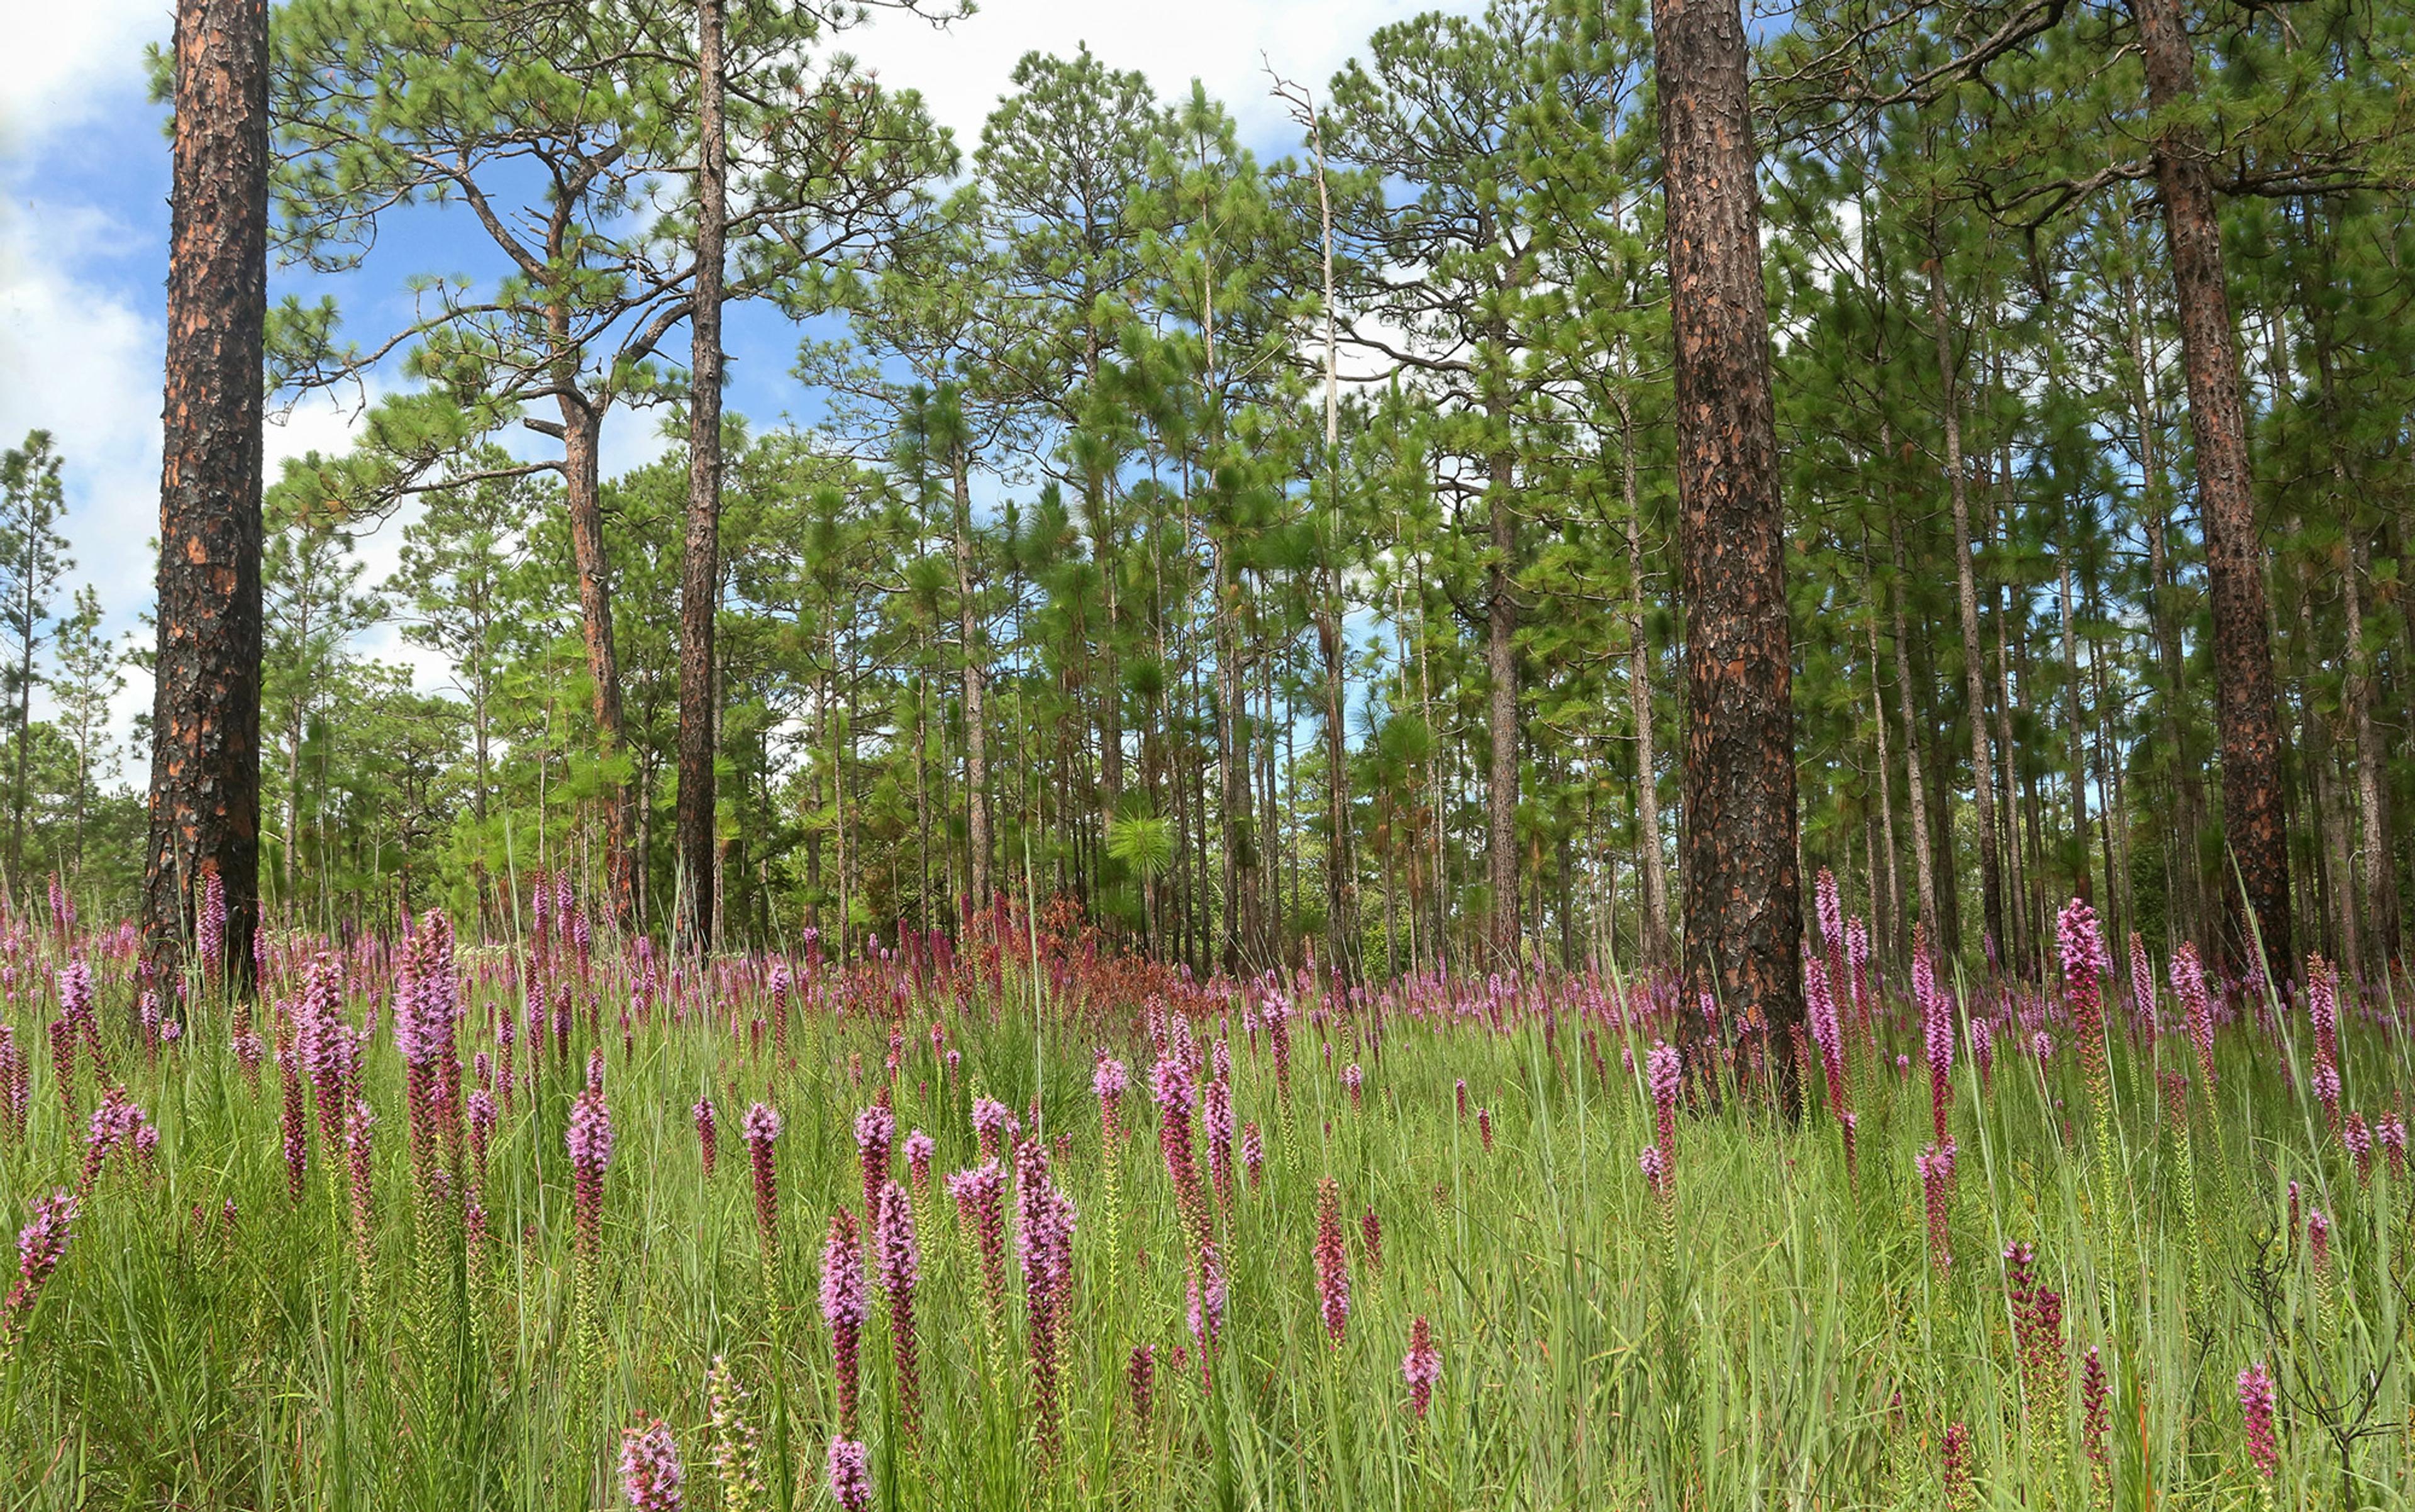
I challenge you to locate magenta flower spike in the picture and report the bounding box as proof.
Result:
[2307,956,2342,1132]
[1313,1177,1350,1348]
[1917,1140,1955,1271]
[276,1045,308,1203]
[619,1416,684,1511]
[694,1097,718,1178]
[947,1160,1009,1321]
[2080,1346,2109,1484]
[2171,943,2217,1092]
[903,1129,934,1195]
[1941,1420,1975,1509]
[1013,1138,1078,1455]
[741,1102,782,1265]
[1094,1055,1128,1140]
[1646,1039,1681,1171]
[1127,1343,1156,1433]
[820,1208,868,1437]
[1402,1314,1440,1420]
[1,1189,77,1355]
[971,1095,1016,1160]
[854,1101,894,1224]
[824,1436,872,1512]
[1204,1076,1235,1206]
[875,1179,921,1439]
[2239,1361,2279,1478]
[2057,898,2110,1088]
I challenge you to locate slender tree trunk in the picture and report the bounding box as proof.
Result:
[2060,559,2090,901]
[1485,442,1520,964]
[1304,109,1357,976]
[1928,255,2006,965]
[1655,0,1804,1102]
[557,394,635,930]
[1865,565,1903,962]
[2133,0,2292,979]
[1887,516,1940,957]
[674,0,728,955]
[953,456,991,914]
[1620,401,1671,967]
[2292,521,2358,974]
[2344,533,2399,964]
[145,0,265,998]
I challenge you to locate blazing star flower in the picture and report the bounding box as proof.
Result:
[1917,1140,1955,1270]
[1402,1314,1441,1420]
[1313,1176,1350,1348]
[821,1208,869,1437]
[902,1130,934,1194]
[1646,1039,1682,1170]
[971,1096,1016,1160]
[2,1188,77,1353]
[1094,1056,1129,1135]
[2171,943,2217,1091]
[874,1180,921,1439]
[947,1161,1008,1320]
[2238,1362,2279,1478]
[1941,1420,1975,1510]
[742,1103,781,1260]
[619,1416,684,1511]
[854,1101,894,1222]
[693,1097,718,1178]
[824,1436,872,1512]
[1127,1344,1156,1432]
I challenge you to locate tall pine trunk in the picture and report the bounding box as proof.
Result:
[1655,0,1804,1103]
[1484,443,1520,964]
[556,387,633,929]
[674,0,728,954]
[145,0,266,998]
[2133,0,2292,979]
[1621,408,1670,967]
[953,456,991,915]
[1928,253,2006,964]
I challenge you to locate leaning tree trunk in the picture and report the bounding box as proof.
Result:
[2133,0,2292,981]
[145,0,267,1003]
[674,0,728,956]
[1655,0,1805,1107]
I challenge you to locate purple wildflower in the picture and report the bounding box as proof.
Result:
[619,1417,684,1511]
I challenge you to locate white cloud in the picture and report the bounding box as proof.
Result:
[0,0,165,155]
[847,0,1469,152]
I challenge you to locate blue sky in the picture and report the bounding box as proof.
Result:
[0,0,1480,753]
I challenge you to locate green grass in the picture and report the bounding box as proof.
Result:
[0,938,2406,1509]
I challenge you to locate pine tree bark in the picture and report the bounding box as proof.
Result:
[2132,0,2292,979]
[1887,518,1940,955]
[1927,256,2007,965]
[2343,533,2398,964]
[1655,0,1804,1104]
[557,396,634,928]
[953,456,991,915]
[1621,407,1670,967]
[145,0,267,998]
[1485,443,1521,965]
[2059,559,2090,901]
[674,0,728,955]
